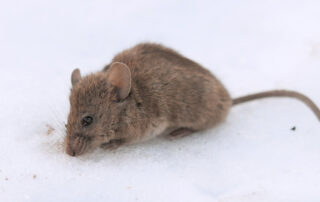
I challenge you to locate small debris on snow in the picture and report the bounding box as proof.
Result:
[46,124,55,136]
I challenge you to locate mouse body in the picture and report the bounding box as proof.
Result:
[66,43,231,156]
[65,43,320,157]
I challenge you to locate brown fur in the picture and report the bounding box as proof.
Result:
[65,43,320,157]
[65,43,231,156]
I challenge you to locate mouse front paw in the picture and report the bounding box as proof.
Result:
[100,139,125,150]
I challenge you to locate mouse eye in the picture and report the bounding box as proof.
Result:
[81,116,93,127]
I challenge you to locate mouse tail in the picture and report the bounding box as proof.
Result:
[232,90,320,121]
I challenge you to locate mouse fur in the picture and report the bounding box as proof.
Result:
[65,43,232,156]
[65,43,320,157]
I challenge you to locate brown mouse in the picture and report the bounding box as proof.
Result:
[65,43,320,157]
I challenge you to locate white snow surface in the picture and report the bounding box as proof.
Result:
[1,0,320,201]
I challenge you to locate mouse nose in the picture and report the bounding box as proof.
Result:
[66,145,77,157]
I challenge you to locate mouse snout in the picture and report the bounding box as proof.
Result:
[66,144,77,157]
[66,136,89,157]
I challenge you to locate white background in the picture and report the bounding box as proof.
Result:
[1,0,320,201]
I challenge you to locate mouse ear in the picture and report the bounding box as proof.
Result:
[71,69,82,86]
[106,62,131,101]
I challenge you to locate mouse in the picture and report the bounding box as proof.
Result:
[65,43,320,157]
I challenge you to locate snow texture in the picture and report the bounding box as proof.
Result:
[1,0,320,201]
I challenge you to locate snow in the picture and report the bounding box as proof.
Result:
[1,0,320,201]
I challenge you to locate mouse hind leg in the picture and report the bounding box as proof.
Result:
[163,109,226,140]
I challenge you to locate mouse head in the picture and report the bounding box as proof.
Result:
[65,62,132,156]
